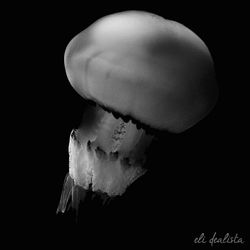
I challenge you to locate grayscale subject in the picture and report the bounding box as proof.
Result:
[57,10,218,214]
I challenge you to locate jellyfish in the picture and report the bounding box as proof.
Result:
[57,10,218,213]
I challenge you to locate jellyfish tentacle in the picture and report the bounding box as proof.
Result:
[56,173,74,214]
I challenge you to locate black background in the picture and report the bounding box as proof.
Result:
[11,1,248,248]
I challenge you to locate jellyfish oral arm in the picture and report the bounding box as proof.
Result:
[57,105,153,213]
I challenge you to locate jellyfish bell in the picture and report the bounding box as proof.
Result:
[65,11,218,133]
[57,11,218,213]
